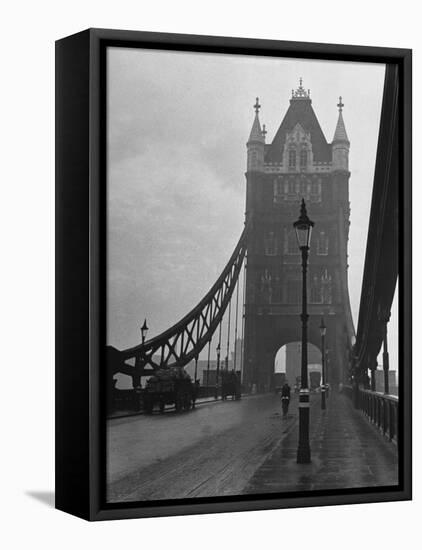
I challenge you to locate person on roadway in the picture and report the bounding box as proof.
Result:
[280,382,291,416]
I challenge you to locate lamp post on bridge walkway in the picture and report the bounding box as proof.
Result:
[294,198,314,464]
[138,318,149,381]
[194,357,198,383]
[134,318,149,399]
[319,317,327,410]
[140,318,149,345]
[325,349,330,398]
[215,343,221,399]
[379,308,391,395]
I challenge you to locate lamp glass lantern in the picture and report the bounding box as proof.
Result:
[140,318,149,343]
[294,198,314,249]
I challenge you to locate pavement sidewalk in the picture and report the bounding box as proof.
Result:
[244,391,398,494]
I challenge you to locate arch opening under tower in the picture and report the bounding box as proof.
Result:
[274,342,322,391]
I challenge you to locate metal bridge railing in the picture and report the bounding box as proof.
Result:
[353,387,398,443]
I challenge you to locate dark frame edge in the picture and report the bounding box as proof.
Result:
[91,489,410,522]
[55,29,92,521]
[89,28,104,522]
[89,27,411,63]
[400,48,412,502]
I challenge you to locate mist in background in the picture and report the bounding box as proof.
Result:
[107,47,397,376]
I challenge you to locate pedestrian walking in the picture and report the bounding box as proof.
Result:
[281,382,291,416]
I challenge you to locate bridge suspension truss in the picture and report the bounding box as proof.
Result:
[107,223,250,386]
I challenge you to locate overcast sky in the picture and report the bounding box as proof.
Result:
[107,47,397,372]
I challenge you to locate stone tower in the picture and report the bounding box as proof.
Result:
[243,81,355,391]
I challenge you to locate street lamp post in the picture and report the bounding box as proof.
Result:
[325,350,330,398]
[215,343,221,399]
[138,318,149,382]
[135,318,149,404]
[381,310,391,394]
[194,356,198,383]
[294,199,314,464]
[206,344,211,397]
[319,317,327,410]
[140,318,149,345]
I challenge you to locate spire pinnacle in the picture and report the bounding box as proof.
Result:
[333,96,349,144]
[248,97,265,143]
[291,78,311,100]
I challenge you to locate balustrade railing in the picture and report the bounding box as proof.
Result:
[354,388,398,443]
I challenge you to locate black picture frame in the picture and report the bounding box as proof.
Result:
[55,28,412,521]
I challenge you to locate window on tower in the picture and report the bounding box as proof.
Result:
[310,275,323,303]
[287,279,301,304]
[274,176,322,204]
[269,270,282,303]
[264,232,277,256]
[321,270,333,304]
[288,180,296,194]
[260,270,272,303]
[300,149,307,168]
[286,230,300,255]
[316,231,329,255]
[288,149,296,169]
[310,180,321,202]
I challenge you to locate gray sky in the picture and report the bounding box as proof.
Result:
[107,47,396,373]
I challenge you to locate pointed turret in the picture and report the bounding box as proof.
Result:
[248,112,265,143]
[247,97,266,172]
[333,97,349,144]
[332,96,350,172]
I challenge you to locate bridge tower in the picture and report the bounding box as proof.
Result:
[243,82,355,391]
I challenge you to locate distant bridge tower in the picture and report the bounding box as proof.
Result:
[243,82,355,391]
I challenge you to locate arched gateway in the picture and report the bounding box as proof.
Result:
[243,83,355,391]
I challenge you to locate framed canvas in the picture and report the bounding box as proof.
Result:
[55,28,412,521]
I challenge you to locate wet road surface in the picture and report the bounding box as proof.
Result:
[245,392,398,494]
[107,393,295,502]
[106,392,398,503]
